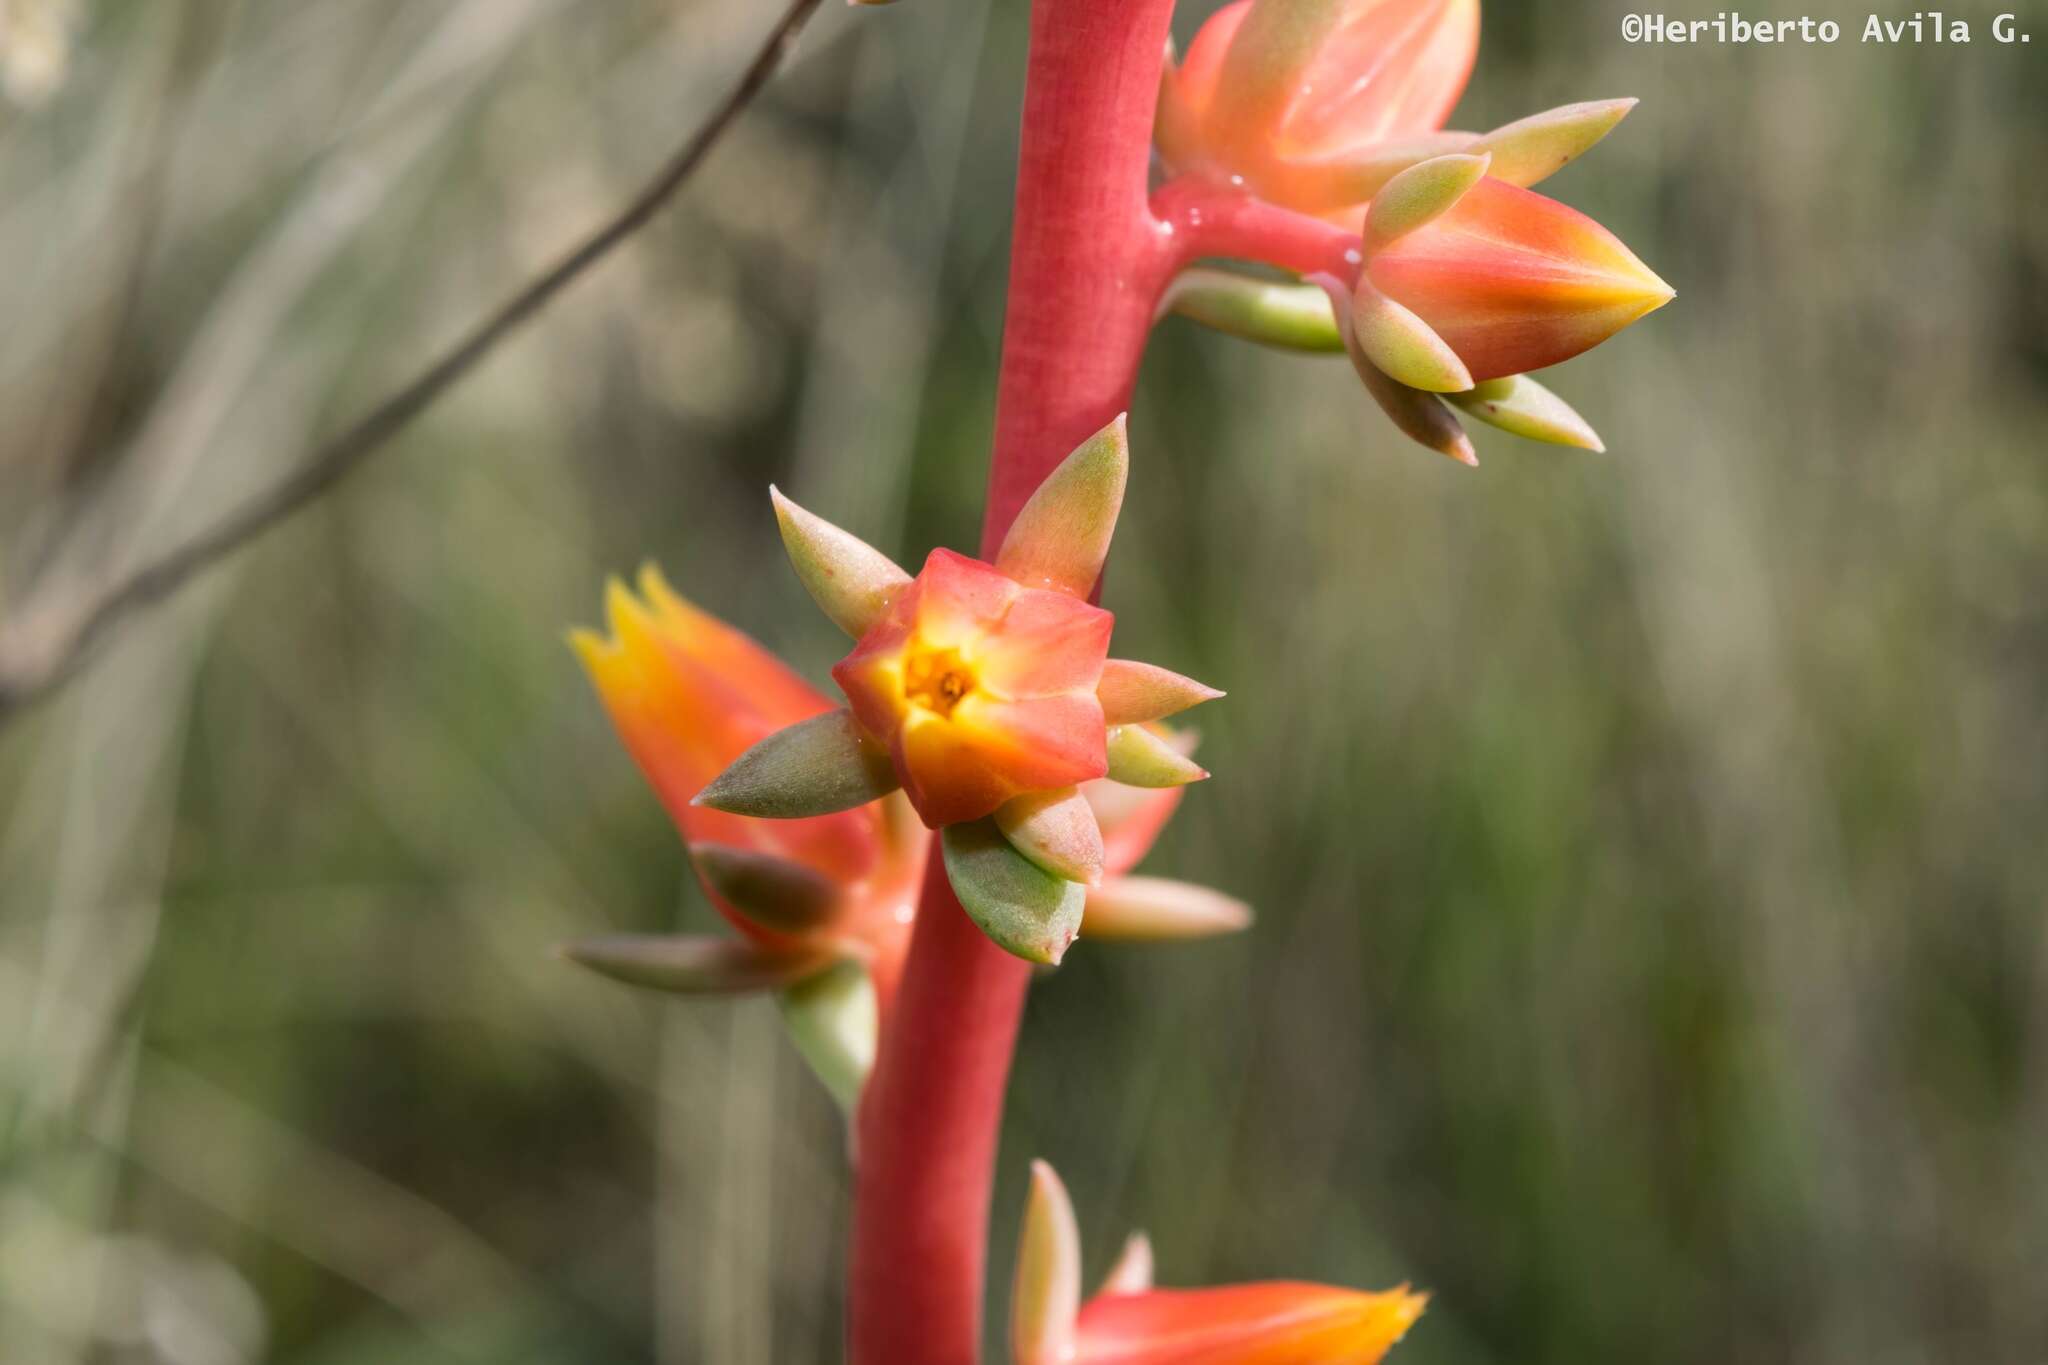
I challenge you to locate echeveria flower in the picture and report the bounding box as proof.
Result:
[1013,1160,1425,1365]
[1155,0,1671,460]
[695,417,1232,964]
[564,568,927,1106]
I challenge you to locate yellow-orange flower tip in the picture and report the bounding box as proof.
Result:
[1071,1281,1427,1364]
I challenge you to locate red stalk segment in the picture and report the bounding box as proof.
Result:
[849,1,1178,1361]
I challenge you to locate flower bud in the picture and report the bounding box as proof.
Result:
[1364,177,1674,381]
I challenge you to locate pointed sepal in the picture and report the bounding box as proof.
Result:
[1472,98,1637,189]
[1446,375,1605,451]
[556,933,832,995]
[941,818,1086,965]
[693,709,899,819]
[770,487,911,638]
[1364,152,1490,251]
[1097,1232,1155,1297]
[1160,268,1344,354]
[1336,292,1476,465]
[1082,876,1253,942]
[690,844,842,936]
[777,958,877,1113]
[1013,1160,1084,1365]
[995,415,1129,597]
[1105,724,1210,789]
[995,787,1106,887]
[1349,279,1473,394]
[1097,660,1225,726]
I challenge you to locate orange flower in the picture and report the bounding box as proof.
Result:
[694,417,1231,964]
[1013,1160,1424,1365]
[833,549,1113,827]
[569,567,923,1007]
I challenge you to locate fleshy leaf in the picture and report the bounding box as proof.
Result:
[1012,1160,1083,1365]
[1159,267,1344,353]
[1471,98,1636,189]
[777,958,877,1113]
[995,415,1130,597]
[1349,278,1473,393]
[1363,152,1489,251]
[1105,724,1210,789]
[770,487,911,638]
[941,819,1087,965]
[995,787,1106,887]
[1097,1233,1155,1297]
[690,844,842,936]
[557,934,831,995]
[1082,876,1253,942]
[694,710,900,819]
[1097,660,1225,726]
[1445,375,1605,451]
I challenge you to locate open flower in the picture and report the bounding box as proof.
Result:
[1155,0,1671,460]
[1013,1160,1425,1365]
[694,417,1231,964]
[563,567,926,1108]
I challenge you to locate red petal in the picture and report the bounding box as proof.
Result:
[1281,0,1478,159]
[1368,177,1673,379]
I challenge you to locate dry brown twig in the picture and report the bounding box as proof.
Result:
[0,0,828,725]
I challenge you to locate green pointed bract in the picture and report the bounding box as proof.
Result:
[1342,303,1477,466]
[1104,724,1209,788]
[1011,1160,1083,1365]
[994,787,1106,887]
[941,818,1086,965]
[1161,268,1344,353]
[1471,98,1637,189]
[777,958,877,1114]
[690,843,842,936]
[557,933,832,995]
[1446,375,1606,451]
[994,415,1130,597]
[1350,279,1474,394]
[1096,659,1225,725]
[1096,1231,1155,1297]
[770,486,910,638]
[693,709,899,819]
[1081,876,1254,942]
[1364,152,1490,252]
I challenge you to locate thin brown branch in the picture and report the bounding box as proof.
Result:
[0,0,828,725]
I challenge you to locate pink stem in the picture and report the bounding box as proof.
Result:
[847,2,1177,1362]
[1152,175,1366,283]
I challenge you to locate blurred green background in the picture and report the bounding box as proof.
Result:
[2,0,2045,1361]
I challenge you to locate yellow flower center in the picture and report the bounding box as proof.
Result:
[902,645,976,719]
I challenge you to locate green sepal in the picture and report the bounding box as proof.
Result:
[770,487,910,638]
[777,958,877,1114]
[1159,268,1344,353]
[557,934,830,995]
[995,415,1130,598]
[1446,375,1605,451]
[941,818,1086,965]
[694,709,899,819]
[1471,98,1637,189]
[690,844,842,935]
[1104,724,1209,788]
[1364,152,1490,251]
